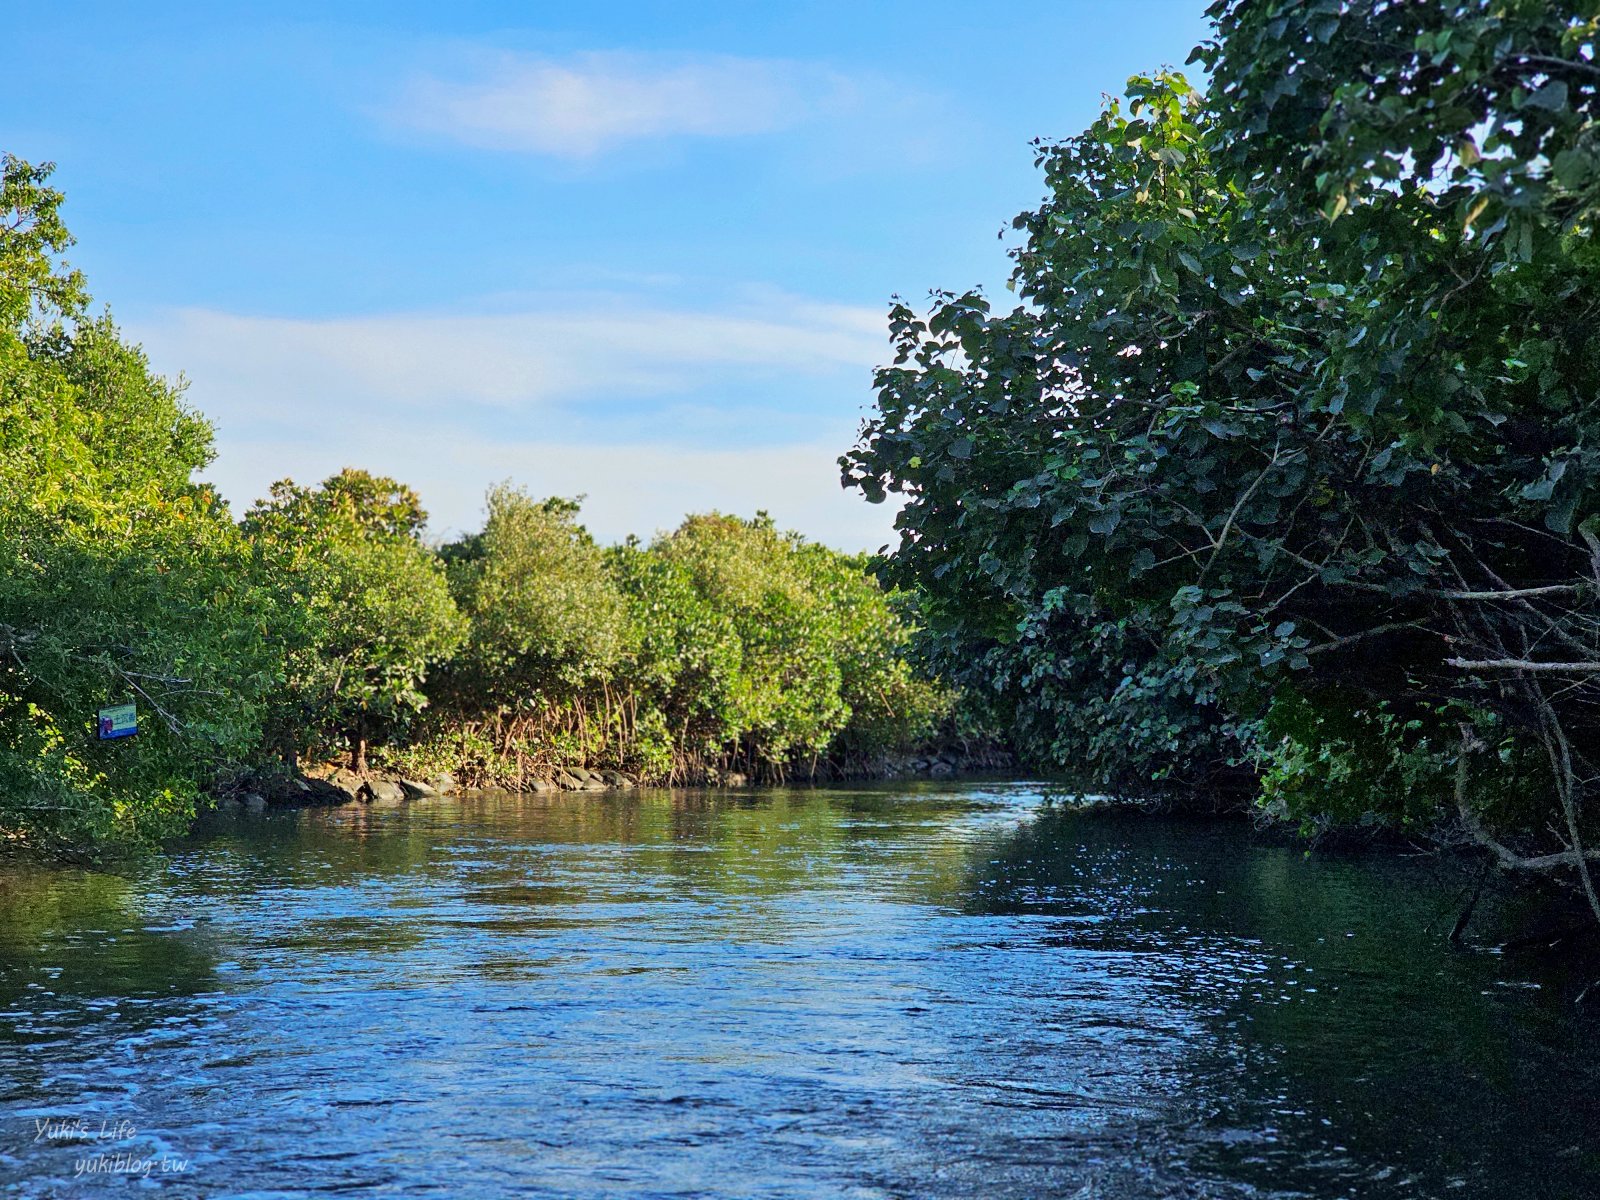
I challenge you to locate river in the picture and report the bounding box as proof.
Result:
[0,782,1594,1198]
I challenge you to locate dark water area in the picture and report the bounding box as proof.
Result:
[0,782,1595,1198]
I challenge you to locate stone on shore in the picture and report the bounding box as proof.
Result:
[325,769,365,802]
[361,779,406,804]
[301,777,356,805]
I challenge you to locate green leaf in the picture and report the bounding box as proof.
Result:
[1552,149,1592,189]
[1523,79,1569,112]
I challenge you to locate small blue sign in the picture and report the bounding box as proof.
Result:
[98,704,138,740]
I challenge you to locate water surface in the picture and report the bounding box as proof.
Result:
[0,783,1594,1197]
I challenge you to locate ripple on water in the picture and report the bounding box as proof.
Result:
[0,783,1594,1198]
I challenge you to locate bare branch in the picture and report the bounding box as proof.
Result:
[1305,619,1426,657]
[1199,440,1290,584]
[1532,683,1600,927]
[1446,657,1600,674]
[1437,584,1587,601]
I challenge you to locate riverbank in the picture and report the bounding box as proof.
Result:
[212,744,1016,815]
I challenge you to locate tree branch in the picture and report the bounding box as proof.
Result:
[1437,584,1587,601]
[1447,657,1600,674]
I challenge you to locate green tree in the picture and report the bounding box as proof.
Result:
[444,486,628,708]
[606,533,744,779]
[615,513,948,781]
[652,514,850,777]
[793,544,949,762]
[844,72,1274,793]
[0,156,276,849]
[1196,0,1600,897]
[243,469,465,772]
[844,1,1600,910]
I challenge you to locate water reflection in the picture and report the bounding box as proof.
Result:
[0,784,1593,1197]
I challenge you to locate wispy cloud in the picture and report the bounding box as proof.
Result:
[393,51,857,158]
[127,293,897,549]
[197,430,895,552]
[138,296,882,416]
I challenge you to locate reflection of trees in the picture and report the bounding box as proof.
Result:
[0,868,222,1009]
[0,867,226,1110]
[961,806,1600,1197]
[162,788,993,953]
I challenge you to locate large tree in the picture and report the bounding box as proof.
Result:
[0,155,277,848]
[242,468,465,773]
[845,2,1600,910]
[443,486,629,708]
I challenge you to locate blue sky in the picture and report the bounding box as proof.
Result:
[5,0,1212,548]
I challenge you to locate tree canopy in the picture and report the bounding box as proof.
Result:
[241,468,466,773]
[0,155,277,848]
[844,2,1600,905]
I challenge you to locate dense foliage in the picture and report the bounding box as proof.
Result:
[0,156,951,850]
[844,2,1600,904]
[609,513,949,782]
[396,508,952,788]
[242,469,466,773]
[444,487,629,710]
[0,155,277,848]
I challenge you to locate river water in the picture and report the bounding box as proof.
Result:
[0,782,1595,1198]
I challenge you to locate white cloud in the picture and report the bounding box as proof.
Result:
[142,299,883,417]
[198,430,898,553]
[126,294,899,551]
[395,51,856,158]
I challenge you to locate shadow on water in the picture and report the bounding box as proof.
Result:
[959,806,1600,1196]
[0,782,1594,1197]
